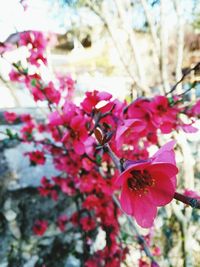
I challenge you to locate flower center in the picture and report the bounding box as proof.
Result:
[157,105,167,113]
[127,170,155,192]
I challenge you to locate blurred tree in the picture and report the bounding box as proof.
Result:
[49,0,199,98]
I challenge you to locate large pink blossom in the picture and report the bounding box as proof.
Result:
[115,141,178,228]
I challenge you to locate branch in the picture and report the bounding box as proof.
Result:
[166,62,200,95]
[174,192,200,209]
[103,143,122,171]
[85,0,150,96]
[112,195,157,263]
[104,143,158,264]
[113,0,149,95]
[160,0,170,93]
[139,0,160,57]
[172,0,185,94]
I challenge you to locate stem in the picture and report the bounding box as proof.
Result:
[174,192,200,209]
[172,0,184,94]
[85,0,150,95]
[104,143,157,264]
[166,62,200,95]
[103,143,122,172]
[113,195,157,263]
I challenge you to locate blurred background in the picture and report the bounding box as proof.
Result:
[0,0,200,106]
[0,0,200,267]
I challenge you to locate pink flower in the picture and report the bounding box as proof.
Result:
[57,74,75,100]
[152,246,161,256]
[139,259,150,267]
[0,42,14,54]
[183,189,200,200]
[180,124,198,133]
[127,98,156,133]
[33,220,48,236]
[20,122,35,140]
[27,150,46,165]
[139,259,160,267]
[19,31,48,66]
[115,119,146,147]
[188,99,200,117]
[20,0,28,11]
[30,87,45,102]
[38,176,58,201]
[20,113,32,123]
[80,217,96,232]
[85,258,100,267]
[82,157,94,171]
[62,115,90,155]
[9,70,23,82]
[44,82,61,104]
[115,141,178,228]
[4,111,18,123]
[48,111,63,126]
[150,96,178,133]
[29,50,47,66]
[81,90,112,113]
[57,215,68,232]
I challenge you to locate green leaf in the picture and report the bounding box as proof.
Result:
[121,231,129,241]
[6,128,13,139]
[167,97,174,105]
[96,155,102,165]
[31,79,37,87]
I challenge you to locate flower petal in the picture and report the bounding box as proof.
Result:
[124,159,150,169]
[149,171,175,206]
[120,185,134,215]
[146,163,178,179]
[152,140,176,165]
[115,161,151,187]
[74,140,85,155]
[132,194,157,228]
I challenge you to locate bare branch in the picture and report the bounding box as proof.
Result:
[160,0,170,93]
[113,0,150,95]
[166,61,200,95]
[113,195,157,264]
[139,0,160,57]
[174,192,200,209]
[172,0,185,94]
[85,0,150,96]
[103,143,158,264]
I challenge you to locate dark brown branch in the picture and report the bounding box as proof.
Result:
[112,195,157,264]
[174,192,200,209]
[104,144,157,264]
[166,62,200,95]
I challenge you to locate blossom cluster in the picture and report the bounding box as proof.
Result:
[2,30,200,266]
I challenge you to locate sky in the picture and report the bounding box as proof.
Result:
[0,0,62,41]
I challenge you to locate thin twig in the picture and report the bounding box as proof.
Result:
[113,195,157,263]
[166,62,200,95]
[104,143,158,264]
[103,143,122,171]
[174,192,200,209]
[85,0,150,95]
